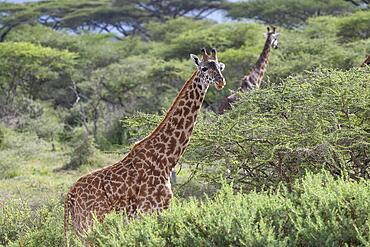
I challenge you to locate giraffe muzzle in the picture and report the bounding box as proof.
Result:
[215,78,226,90]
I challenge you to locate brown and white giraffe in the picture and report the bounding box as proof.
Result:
[218,26,280,113]
[63,48,226,245]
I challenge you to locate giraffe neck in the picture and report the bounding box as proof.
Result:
[124,71,208,176]
[241,36,272,90]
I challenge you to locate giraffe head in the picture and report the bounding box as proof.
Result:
[265,26,280,49]
[190,48,226,90]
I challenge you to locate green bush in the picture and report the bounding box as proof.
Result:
[338,10,370,41]
[1,173,369,246]
[0,199,32,246]
[0,199,71,247]
[160,23,256,60]
[17,201,65,247]
[145,17,213,42]
[88,172,370,246]
[189,68,370,191]
[125,68,370,191]
[63,134,95,170]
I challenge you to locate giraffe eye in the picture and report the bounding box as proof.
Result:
[201,67,208,72]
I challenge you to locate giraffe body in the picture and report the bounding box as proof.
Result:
[219,26,280,113]
[64,49,225,245]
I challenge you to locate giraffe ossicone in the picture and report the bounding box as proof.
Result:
[63,48,226,246]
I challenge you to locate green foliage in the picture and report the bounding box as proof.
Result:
[194,68,370,190]
[226,0,356,27]
[0,127,61,180]
[0,199,32,246]
[63,134,95,170]
[0,42,77,112]
[121,112,162,144]
[0,200,67,247]
[127,68,370,191]
[216,18,369,89]
[145,17,213,42]
[96,117,132,150]
[0,41,76,75]
[338,10,370,41]
[0,96,44,129]
[0,0,226,40]
[161,23,253,59]
[1,4,370,246]
[88,172,370,246]
[17,201,65,247]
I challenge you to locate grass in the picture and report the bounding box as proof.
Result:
[0,126,121,206]
[0,124,194,207]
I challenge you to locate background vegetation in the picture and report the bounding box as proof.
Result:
[0,0,369,246]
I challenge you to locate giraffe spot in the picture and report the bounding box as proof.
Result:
[158,161,165,170]
[137,170,147,183]
[145,150,154,159]
[191,104,200,113]
[153,188,163,202]
[178,100,185,106]
[154,143,166,153]
[160,170,168,177]
[179,132,186,144]
[144,142,152,150]
[147,196,155,205]
[166,137,177,155]
[189,91,194,99]
[171,117,179,126]
[195,89,200,99]
[186,101,192,108]
[160,133,169,143]
[165,124,174,136]
[174,130,181,138]
[148,186,155,194]
[127,188,134,198]
[152,169,160,176]
[148,176,155,185]
[185,115,193,129]
[139,184,147,196]
[177,118,184,129]
[167,157,175,165]
[174,108,182,116]
[183,107,190,115]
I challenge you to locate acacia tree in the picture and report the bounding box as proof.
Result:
[226,0,361,27]
[0,0,226,40]
[0,42,76,117]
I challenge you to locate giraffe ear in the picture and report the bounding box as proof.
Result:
[190,54,200,66]
[219,62,225,71]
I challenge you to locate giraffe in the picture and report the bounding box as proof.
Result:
[218,26,280,113]
[63,48,226,245]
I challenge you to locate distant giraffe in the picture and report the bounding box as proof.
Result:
[360,54,370,67]
[63,48,226,246]
[218,26,280,113]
